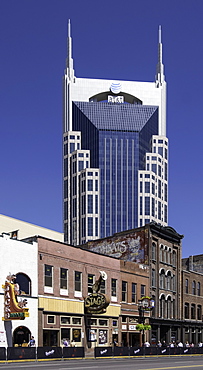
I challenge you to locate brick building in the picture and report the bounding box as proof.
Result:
[181,255,203,344]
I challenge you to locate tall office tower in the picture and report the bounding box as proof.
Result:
[63,22,168,245]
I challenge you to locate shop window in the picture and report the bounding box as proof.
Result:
[61,316,70,325]
[47,315,55,324]
[72,317,81,325]
[72,328,81,342]
[122,281,127,302]
[61,328,70,344]
[60,268,68,290]
[44,265,52,287]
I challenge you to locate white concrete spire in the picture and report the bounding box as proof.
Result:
[66,19,75,81]
[155,25,165,86]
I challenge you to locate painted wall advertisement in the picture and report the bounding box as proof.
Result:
[85,229,149,264]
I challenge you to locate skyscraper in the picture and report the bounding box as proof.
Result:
[63,22,168,246]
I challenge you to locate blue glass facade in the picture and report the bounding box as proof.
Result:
[72,101,159,239]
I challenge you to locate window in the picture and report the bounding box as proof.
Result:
[72,317,81,325]
[75,271,82,292]
[197,305,202,320]
[47,315,55,324]
[152,269,156,287]
[99,319,108,326]
[197,282,201,296]
[166,271,171,290]
[191,304,196,319]
[167,297,172,319]
[185,279,189,294]
[160,294,165,318]
[192,280,196,295]
[132,283,137,303]
[60,268,68,290]
[184,303,189,319]
[122,281,127,302]
[61,316,70,325]
[45,265,52,287]
[100,279,106,294]
[88,274,95,294]
[88,179,93,191]
[111,279,117,298]
[152,242,156,260]
[16,273,31,295]
[141,285,145,298]
[172,251,176,266]
[160,269,165,289]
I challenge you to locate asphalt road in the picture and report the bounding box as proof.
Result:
[0,357,203,370]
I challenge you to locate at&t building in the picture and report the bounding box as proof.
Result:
[63,22,168,245]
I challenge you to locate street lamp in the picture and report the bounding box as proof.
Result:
[138,299,146,347]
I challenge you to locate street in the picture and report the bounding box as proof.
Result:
[0,357,203,370]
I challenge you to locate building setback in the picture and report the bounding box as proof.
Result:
[63,22,168,246]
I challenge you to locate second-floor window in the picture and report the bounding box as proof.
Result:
[100,279,106,294]
[45,265,52,287]
[88,274,95,293]
[122,281,127,302]
[141,284,145,298]
[60,268,68,290]
[111,279,117,298]
[132,283,137,303]
[75,271,82,292]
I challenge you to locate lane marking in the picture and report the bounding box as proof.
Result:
[139,365,203,370]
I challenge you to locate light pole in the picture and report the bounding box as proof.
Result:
[138,299,145,346]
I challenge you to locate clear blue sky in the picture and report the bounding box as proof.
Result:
[0,0,203,257]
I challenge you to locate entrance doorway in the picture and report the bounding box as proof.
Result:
[43,330,59,346]
[13,326,31,347]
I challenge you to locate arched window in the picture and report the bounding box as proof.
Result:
[166,296,172,319]
[160,269,165,289]
[15,273,31,295]
[160,294,165,318]
[166,271,172,290]
[192,281,196,295]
